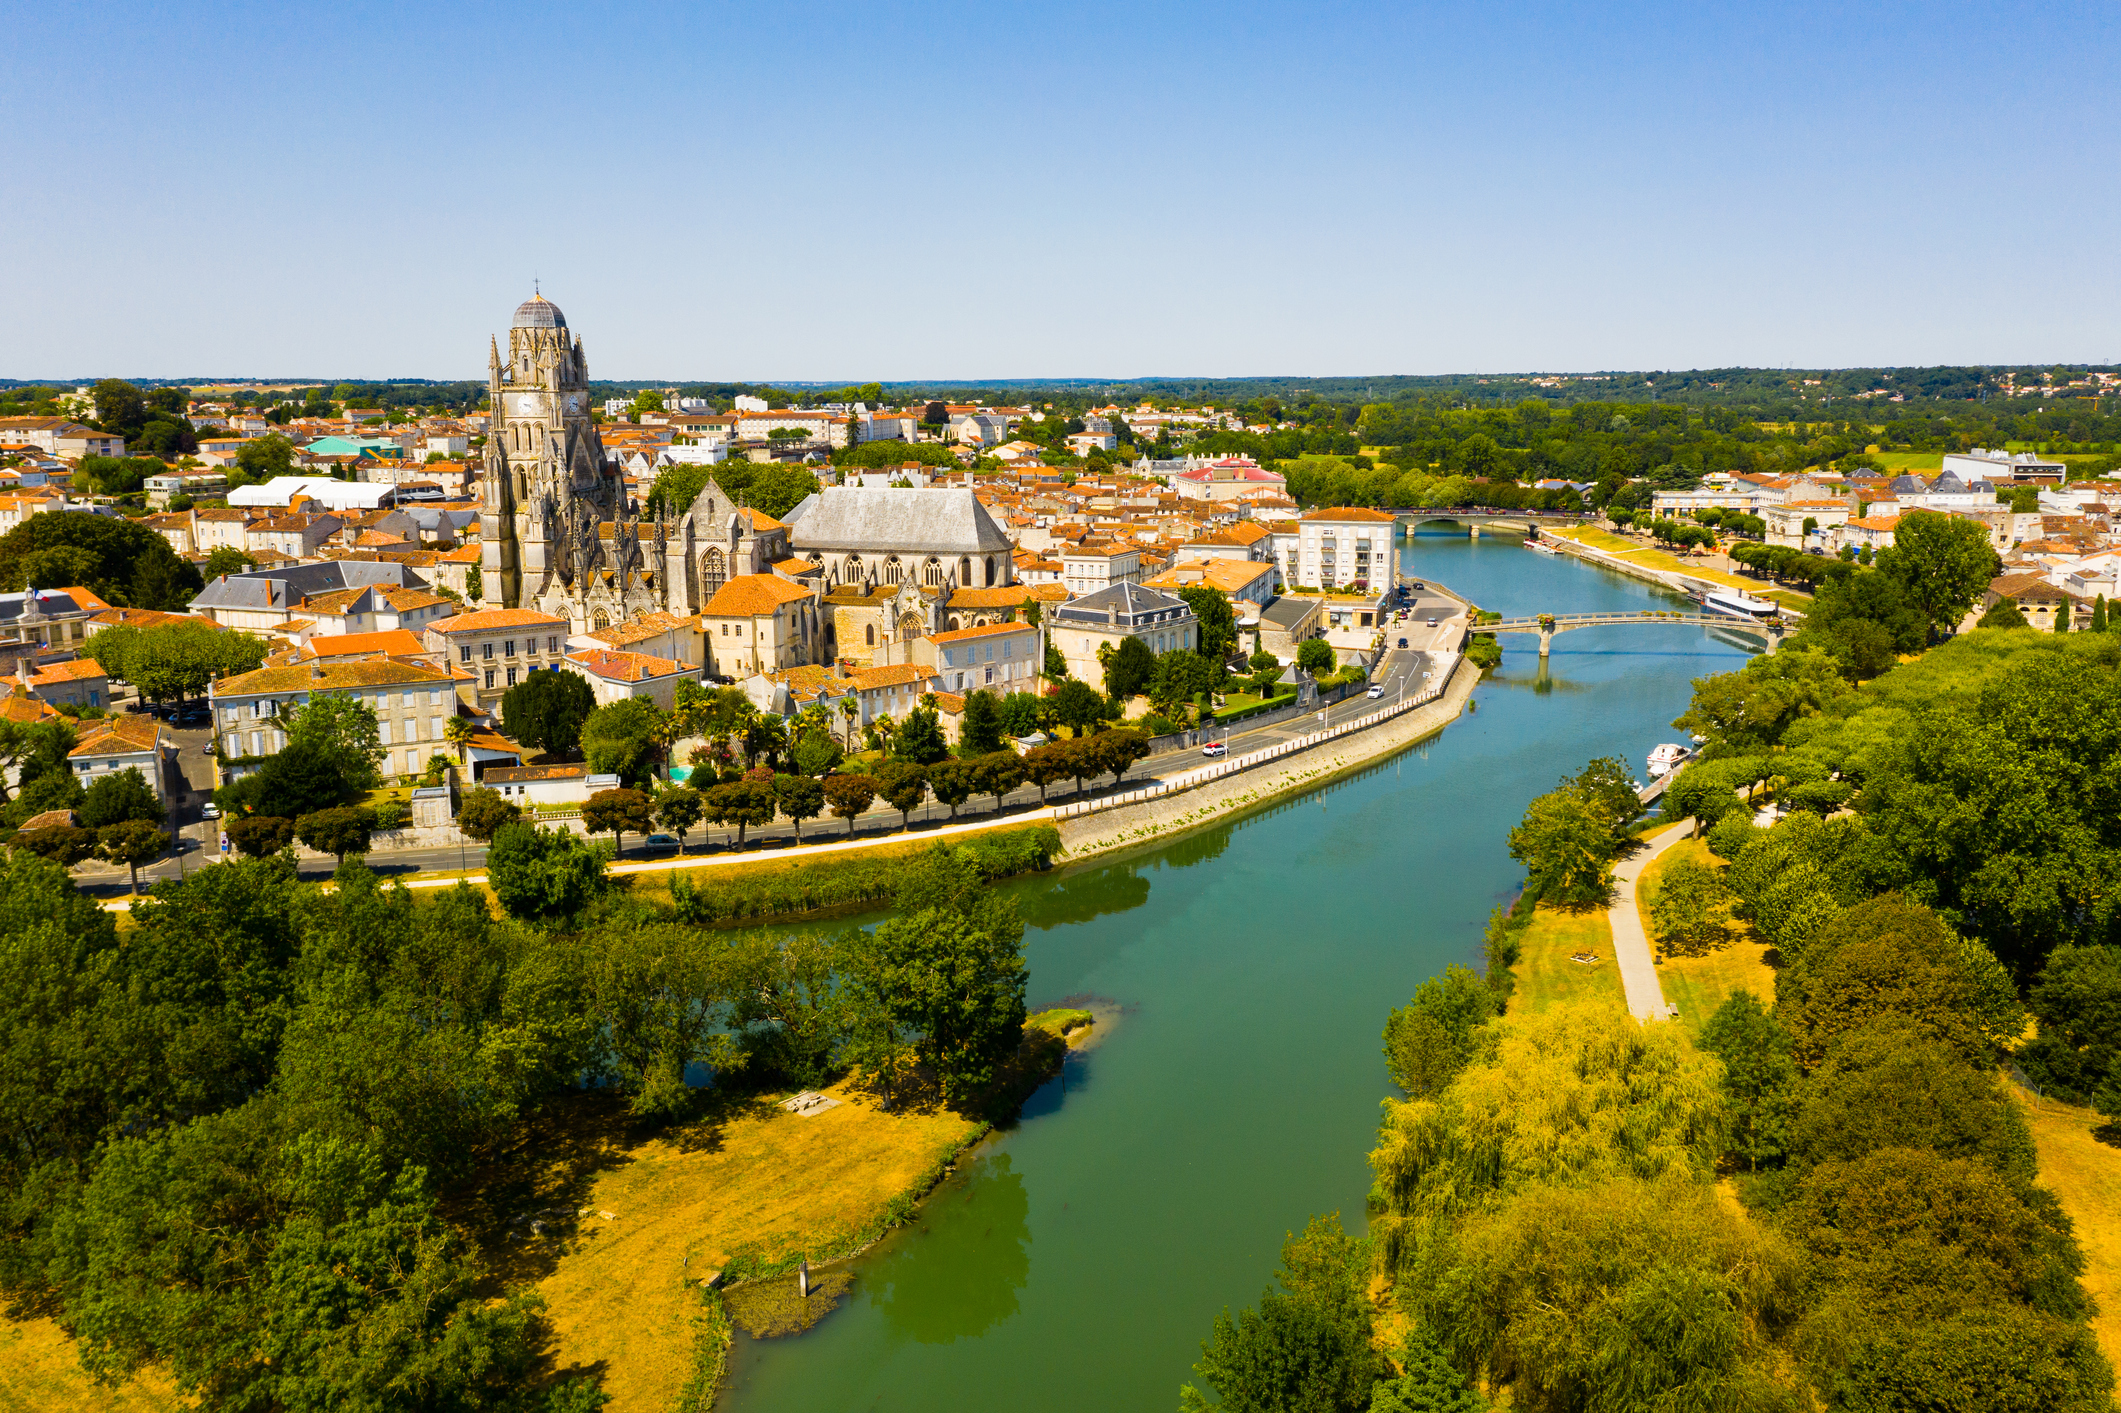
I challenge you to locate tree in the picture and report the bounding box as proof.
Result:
[580,697,664,783]
[107,621,267,709]
[1105,635,1157,699]
[1177,586,1238,661]
[790,728,843,776]
[1508,789,1619,910]
[454,785,519,842]
[200,546,255,579]
[0,509,203,608]
[295,805,375,865]
[485,820,606,921]
[281,693,384,793]
[816,771,876,838]
[1699,990,1796,1171]
[706,778,774,845]
[847,849,1028,1101]
[894,704,948,764]
[582,787,654,857]
[465,562,483,603]
[1089,727,1150,784]
[654,784,704,851]
[997,691,1043,738]
[1151,648,1217,717]
[1382,964,1495,1098]
[13,824,97,866]
[969,750,1025,812]
[926,758,975,819]
[500,669,596,758]
[1876,511,2001,637]
[1050,679,1105,736]
[1647,858,1734,956]
[443,714,475,762]
[79,766,162,829]
[961,690,1006,755]
[1020,741,1073,801]
[96,819,168,893]
[1180,1215,1383,1413]
[1044,640,1068,679]
[857,760,921,831]
[2019,944,2121,1114]
[231,432,295,486]
[1976,599,2030,629]
[1297,637,1336,677]
[1368,1328,1486,1413]
[771,772,824,840]
[225,814,294,858]
[2094,595,2109,634]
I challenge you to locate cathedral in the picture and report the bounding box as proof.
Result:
[479,293,664,630]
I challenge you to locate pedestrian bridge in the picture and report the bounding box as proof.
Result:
[1482,610,1783,656]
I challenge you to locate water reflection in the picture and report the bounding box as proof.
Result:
[1021,866,1152,929]
[864,1152,1031,1345]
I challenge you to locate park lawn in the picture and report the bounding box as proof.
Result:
[0,1317,182,1413]
[1553,527,1813,602]
[1214,690,1298,718]
[2013,1091,2121,1372]
[514,1086,981,1413]
[1637,838,1777,1032]
[1868,451,1944,470]
[1509,903,1625,1016]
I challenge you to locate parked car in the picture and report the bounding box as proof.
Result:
[200,801,221,820]
[1201,740,1228,758]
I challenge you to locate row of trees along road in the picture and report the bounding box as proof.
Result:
[0,834,1041,1411]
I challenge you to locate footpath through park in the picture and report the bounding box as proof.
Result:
[1608,822,1688,1021]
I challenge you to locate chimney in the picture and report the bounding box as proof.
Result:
[13,657,28,695]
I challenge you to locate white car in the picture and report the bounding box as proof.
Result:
[1201,740,1228,758]
[200,802,221,820]
[1366,684,1386,699]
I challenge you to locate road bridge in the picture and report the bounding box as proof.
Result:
[1483,610,1783,657]
[1391,509,1587,538]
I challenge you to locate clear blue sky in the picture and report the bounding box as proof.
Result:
[5,0,2117,381]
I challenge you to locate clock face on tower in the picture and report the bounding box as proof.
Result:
[564,394,580,414]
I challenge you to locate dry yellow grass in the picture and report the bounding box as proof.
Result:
[515,1085,980,1413]
[1549,527,1813,603]
[1509,903,1625,1016]
[1638,838,1778,1030]
[2014,1092,2121,1371]
[0,1317,181,1413]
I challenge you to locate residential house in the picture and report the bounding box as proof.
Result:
[422,607,572,710]
[1061,544,1142,596]
[699,574,823,678]
[1049,582,1199,693]
[2,657,108,709]
[190,561,431,632]
[68,715,169,803]
[586,609,705,667]
[212,657,465,781]
[1285,507,1397,591]
[1145,556,1277,608]
[910,621,1042,697]
[561,648,702,709]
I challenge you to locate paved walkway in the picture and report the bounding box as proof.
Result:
[1609,822,1690,1021]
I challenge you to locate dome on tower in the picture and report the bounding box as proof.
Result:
[512,294,567,330]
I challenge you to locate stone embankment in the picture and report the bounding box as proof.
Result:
[1058,656,1481,861]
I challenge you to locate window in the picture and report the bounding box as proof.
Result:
[251,699,271,718]
[548,636,559,653]
[459,645,472,663]
[431,716,443,739]
[428,689,441,705]
[482,642,494,660]
[507,668,518,687]
[249,731,262,754]
[504,640,516,657]
[378,719,392,745]
[484,669,495,688]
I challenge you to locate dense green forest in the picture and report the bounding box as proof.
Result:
[1184,625,2121,1412]
[0,828,1055,1410]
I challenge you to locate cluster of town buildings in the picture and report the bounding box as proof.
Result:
[1649,448,2121,629]
[0,296,1406,807]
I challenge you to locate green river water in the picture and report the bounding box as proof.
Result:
[719,532,1758,1412]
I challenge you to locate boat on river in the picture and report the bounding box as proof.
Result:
[1646,742,1689,778]
[1524,534,1561,556]
[1700,587,1778,622]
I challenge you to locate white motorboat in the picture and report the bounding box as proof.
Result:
[1646,742,1688,778]
[1524,534,1561,556]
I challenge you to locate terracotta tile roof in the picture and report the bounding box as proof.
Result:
[426,608,570,634]
[1299,506,1396,522]
[930,621,1037,645]
[378,587,451,612]
[215,657,453,697]
[19,809,79,831]
[702,574,813,617]
[485,763,587,784]
[11,659,107,686]
[564,648,693,682]
[737,506,787,532]
[0,693,57,723]
[308,629,429,658]
[945,585,1047,609]
[850,663,936,692]
[591,611,697,647]
[89,607,211,632]
[69,714,161,757]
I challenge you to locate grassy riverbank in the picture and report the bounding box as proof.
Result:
[1506,903,1623,1015]
[1636,836,1776,1032]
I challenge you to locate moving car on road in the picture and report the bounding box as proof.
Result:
[1366,684,1386,699]
[1201,740,1227,758]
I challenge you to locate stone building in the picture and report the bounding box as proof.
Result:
[1049,583,1198,694]
[480,293,662,631]
[783,486,1015,593]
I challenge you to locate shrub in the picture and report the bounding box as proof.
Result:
[667,826,1060,926]
[486,821,606,922]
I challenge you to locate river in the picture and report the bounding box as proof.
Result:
[718,531,1756,1412]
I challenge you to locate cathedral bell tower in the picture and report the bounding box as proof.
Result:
[481,291,617,615]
